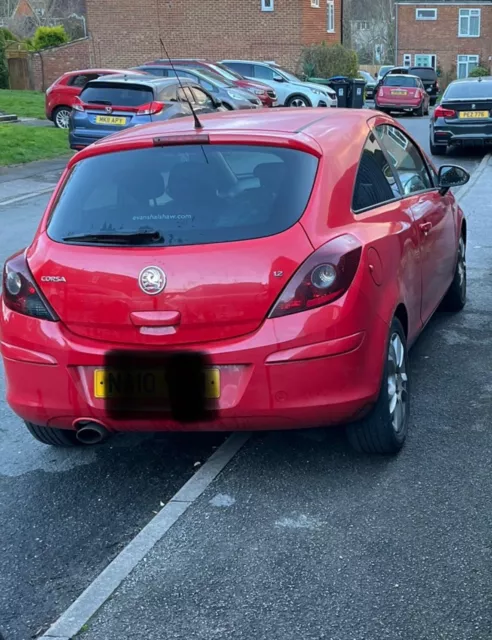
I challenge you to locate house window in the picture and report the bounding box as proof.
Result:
[261,0,274,11]
[414,54,437,69]
[311,0,320,7]
[327,0,335,32]
[459,8,481,37]
[403,54,412,67]
[416,8,437,20]
[457,55,479,78]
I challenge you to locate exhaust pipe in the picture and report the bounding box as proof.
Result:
[74,421,109,445]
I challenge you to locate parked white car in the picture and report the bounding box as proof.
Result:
[220,59,338,108]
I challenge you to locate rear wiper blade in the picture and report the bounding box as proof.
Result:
[62,230,164,245]
[88,100,112,105]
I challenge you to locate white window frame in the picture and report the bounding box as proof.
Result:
[457,54,480,78]
[414,53,437,69]
[403,54,412,67]
[327,0,335,32]
[459,8,481,37]
[311,0,320,8]
[261,0,274,12]
[416,8,437,21]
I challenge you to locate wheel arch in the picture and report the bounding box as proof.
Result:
[394,302,409,339]
[460,217,467,245]
[286,92,312,107]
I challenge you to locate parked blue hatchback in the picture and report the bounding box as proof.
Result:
[69,74,224,150]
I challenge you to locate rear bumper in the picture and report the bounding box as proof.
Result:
[432,123,492,146]
[375,99,421,111]
[69,130,107,149]
[1,297,388,433]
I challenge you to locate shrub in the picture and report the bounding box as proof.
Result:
[0,28,19,43]
[0,31,9,90]
[32,26,69,51]
[469,66,489,78]
[299,42,359,80]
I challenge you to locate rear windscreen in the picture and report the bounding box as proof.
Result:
[444,82,492,100]
[47,145,319,247]
[383,76,417,87]
[80,83,154,106]
[410,68,437,81]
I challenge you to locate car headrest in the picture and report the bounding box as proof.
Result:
[253,162,286,189]
[167,161,218,202]
[119,168,166,202]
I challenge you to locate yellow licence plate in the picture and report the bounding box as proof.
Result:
[94,115,127,125]
[391,90,406,95]
[458,111,489,119]
[94,368,220,399]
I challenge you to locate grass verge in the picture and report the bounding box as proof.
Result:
[0,124,69,165]
[0,89,46,119]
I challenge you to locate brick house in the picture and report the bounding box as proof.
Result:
[84,0,342,72]
[396,1,492,83]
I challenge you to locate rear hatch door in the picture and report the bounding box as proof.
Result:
[31,142,319,346]
[78,81,156,133]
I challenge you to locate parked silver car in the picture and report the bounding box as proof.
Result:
[134,65,262,110]
[219,59,337,107]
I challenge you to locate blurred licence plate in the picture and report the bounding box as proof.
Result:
[94,115,127,125]
[459,111,489,119]
[93,368,220,399]
[391,90,406,95]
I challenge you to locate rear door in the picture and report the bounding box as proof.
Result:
[32,143,319,347]
[375,124,457,323]
[78,82,156,134]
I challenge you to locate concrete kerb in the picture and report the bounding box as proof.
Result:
[454,152,491,203]
[0,186,56,208]
[39,432,251,640]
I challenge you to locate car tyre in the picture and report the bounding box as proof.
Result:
[441,235,466,312]
[429,135,447,156]
[286,94,311,108]
[53,106,71,129]
[24,421,80,447]
[347,317,410,455]
[430,97,437,107]
[415,102,425,117]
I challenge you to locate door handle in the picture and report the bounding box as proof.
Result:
[130,311,181,327]
[419,222,432,235]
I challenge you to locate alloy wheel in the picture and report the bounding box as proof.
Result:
[387,332,408,435]
[55,109,71,129]
[290,97,308,107]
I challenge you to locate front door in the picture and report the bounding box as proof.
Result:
[375,124,457,324]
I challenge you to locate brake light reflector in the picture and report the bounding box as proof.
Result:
[434,105,456,119]
[2,252,58,321]
[269,235,362,318]
[137,101,166,115]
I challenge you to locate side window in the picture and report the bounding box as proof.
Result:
[352,133,400,212]
[191,87,214,107]
[226,62,254,77]
[254,65,275,81]
[158,86,178,102]
[375,125,433,195]
[177,87,195,104]
[69,74,98,88]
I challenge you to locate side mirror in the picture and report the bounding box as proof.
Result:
[214,98,223,108]
[438,164,470,195]
[273,75,285,83]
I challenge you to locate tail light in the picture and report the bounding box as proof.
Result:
[378,87,384,97]
[137,101,166,116]
[72,97,84,112]
[434,105,456,119]
[2,252,58,321]
[269,235,362,318]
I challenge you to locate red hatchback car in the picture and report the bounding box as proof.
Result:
[375,74,430,116]
[45,68,147,128]
[145,58,277,107]
[0,109,469,454]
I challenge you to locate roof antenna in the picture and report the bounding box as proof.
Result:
[159,37,203,130]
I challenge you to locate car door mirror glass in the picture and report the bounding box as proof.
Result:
[438,165,470,191]
[273,74,285,82]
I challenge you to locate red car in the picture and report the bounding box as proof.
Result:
[375,73,430,116]
[144,58,277,107]
[1,109,469,454]
[45,68,148,128]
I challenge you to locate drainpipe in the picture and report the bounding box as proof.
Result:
[340,0,344,45]
[395,2,399,65]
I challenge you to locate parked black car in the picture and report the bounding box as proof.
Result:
[430,76,492,155]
